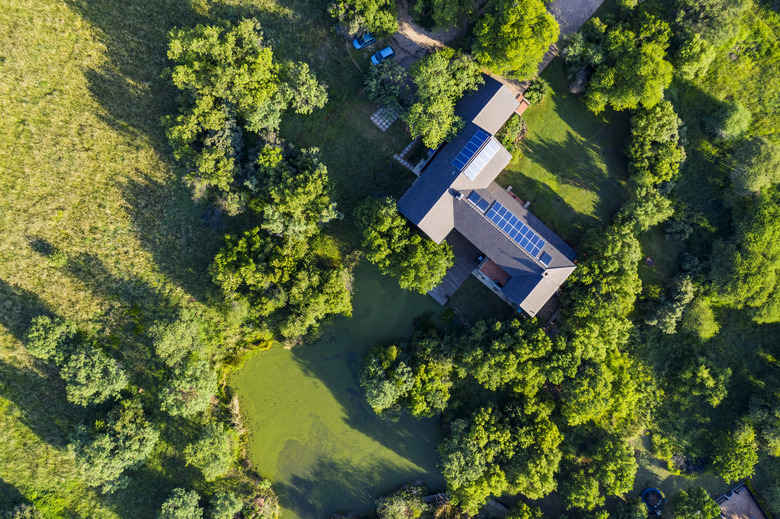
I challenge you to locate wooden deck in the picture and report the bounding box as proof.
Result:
[428,231,483,305]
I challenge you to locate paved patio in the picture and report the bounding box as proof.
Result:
[370,105,401,131]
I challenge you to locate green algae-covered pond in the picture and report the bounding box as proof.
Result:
[231,264,446,519]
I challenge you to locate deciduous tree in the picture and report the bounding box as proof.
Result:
[158,488,203,519]
[405,50,483,148]
[473,0,559,79]
[712,423,759,482]
[159,357,218,418]
[730,137,780,197]
[674,487,720,519]
[245,146,339,241]
[69,400,159,493]
[60,345,129,406]
[356,197,453,294]
[184,422,239,481]
[329,0,398,36]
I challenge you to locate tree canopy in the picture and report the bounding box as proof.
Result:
[473,0,559,79]
[159,357,218,418]
[674,487,721,519]
[439,404,562,512]
[158,488,203,519]
[184,422,239,481]
[25,316,128,406]
[164,19,327,193]
[329,0,398,36]
[356,197,453,294]
[563,16,673,113]
[211,228,352,337]
[69,400,160,493]
[405,50,483,148]
[245,146,339,241]
[729,137,780,197]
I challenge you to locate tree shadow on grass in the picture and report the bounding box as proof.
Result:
[502,169,607,247]
[517,131,628,237]
[0,477,28,512]
[117,176,224,304]
[26,237,176,390]
[0,278,97,448]
[65,0,205,149]
[63,0,220,303]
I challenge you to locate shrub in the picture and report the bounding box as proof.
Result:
[497,114,526,148]
[159,358,218,418]
[375,485,428,519]
[674,487,720,519]
[682,298,720,340]
[184,422,239,481]
[159,488,203,519]
[712,424,759,481]
[523,78,550,105]
[209,492,243,519]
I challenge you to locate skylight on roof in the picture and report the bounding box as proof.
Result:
[467,191,491,212]
[464,138,501,180]
[540,252,552,267]
[451,130,489,170]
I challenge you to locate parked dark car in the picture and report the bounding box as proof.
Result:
[370,46,395,65]
[352,33,377,49]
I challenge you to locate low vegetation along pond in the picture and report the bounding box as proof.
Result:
[231,263,446,519]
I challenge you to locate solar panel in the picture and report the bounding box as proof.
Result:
[464,138,502,180]
[466,191,491,212]
[486,202,547,259]
[451,130,490,170]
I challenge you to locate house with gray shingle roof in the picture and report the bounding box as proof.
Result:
[397,75,576,317]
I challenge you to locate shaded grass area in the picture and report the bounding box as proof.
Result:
[498,59,631,247]
[446,276,515,324]
[630,433,729,515]
[232,264,445,519]
[637,228,686,291]
[0,0,417,515]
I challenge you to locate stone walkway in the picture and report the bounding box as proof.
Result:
[370,106,401,131]
[393,138,419,173]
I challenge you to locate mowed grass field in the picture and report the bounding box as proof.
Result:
[498,59,631,247]
[0,0,416,515]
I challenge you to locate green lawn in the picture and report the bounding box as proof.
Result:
[637,228,687,291]
[498,59,631,247]
[446,276,515,324]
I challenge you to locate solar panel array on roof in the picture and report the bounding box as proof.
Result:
[467,191,491,212]
[464,138,501,180]
[486,202,546,258]
[451,130,489,170]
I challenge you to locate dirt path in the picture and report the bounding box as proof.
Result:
[389,0,605,95]
[390,0,475,68]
